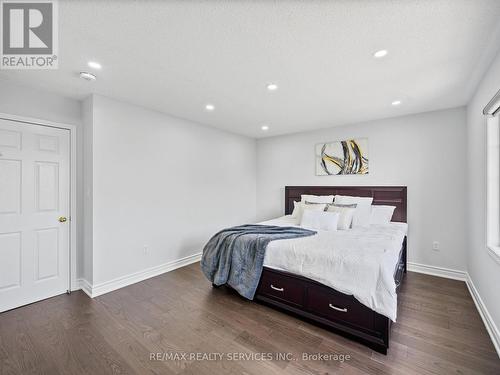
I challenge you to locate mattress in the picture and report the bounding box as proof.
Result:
[259,215,408,321]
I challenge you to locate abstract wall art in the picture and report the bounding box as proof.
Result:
[315,138,369,175]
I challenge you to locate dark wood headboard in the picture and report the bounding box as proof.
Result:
[285,186,407,223]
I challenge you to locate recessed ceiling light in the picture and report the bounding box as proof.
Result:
[79,72,96,81]
[205,104,215,111]
[373,50,388,58]
[266,83,278,91]
[391,100,401,106]
[261,125,269,131]
[87,61,102,70]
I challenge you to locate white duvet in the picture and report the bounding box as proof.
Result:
[260,215,408,321]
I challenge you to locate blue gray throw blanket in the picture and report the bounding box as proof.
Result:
[201,224,316,299]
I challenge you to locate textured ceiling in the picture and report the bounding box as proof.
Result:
[1,0,500,138]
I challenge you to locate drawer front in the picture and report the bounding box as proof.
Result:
[258,270,305,307]
[306,287,374,330]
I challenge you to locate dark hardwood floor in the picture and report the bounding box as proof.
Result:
[1,263,499,374]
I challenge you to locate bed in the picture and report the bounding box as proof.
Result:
[253,186,407,354]
[207,186,407,354]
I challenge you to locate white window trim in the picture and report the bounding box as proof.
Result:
[488,245,500,264]
[486,115,500,265]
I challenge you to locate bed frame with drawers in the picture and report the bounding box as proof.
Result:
[254,186,407,354]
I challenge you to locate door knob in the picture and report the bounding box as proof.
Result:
[58,216,68,223]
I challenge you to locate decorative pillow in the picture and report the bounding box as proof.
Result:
[371,205,396,224]
[325,203,357,230]
[301,194,334,204]
[291,201,327,221]
[334,195,374,228]
[300,210,339,231]
[328,203,357,208]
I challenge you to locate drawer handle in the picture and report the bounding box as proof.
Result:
[270,284,284,292]
[329,303,347,313]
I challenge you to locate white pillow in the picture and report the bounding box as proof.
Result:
[300,210,339,231]
[291,201,327,221]
[291,201,301,218]
[371,205,396,224]
[334,195,374,228]
[301,194,334,204]
[325,204,356,230]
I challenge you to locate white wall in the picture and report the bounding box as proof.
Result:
[87,95,257,285]
[0,80,85,282]
[257,107,467,271]
[466,49,500,328]
[0,79,82,126]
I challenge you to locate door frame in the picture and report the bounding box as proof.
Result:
[0,112,78,292]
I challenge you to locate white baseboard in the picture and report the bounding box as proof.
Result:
[465,274,500,357]
[74,278,93,298]
[408,261,499,357]
[75,252,202,298]
[407,262,467,281]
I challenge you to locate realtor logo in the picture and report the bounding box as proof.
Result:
[1,0,58,69]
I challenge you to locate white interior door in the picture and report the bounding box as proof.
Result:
[0,118,70,312]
